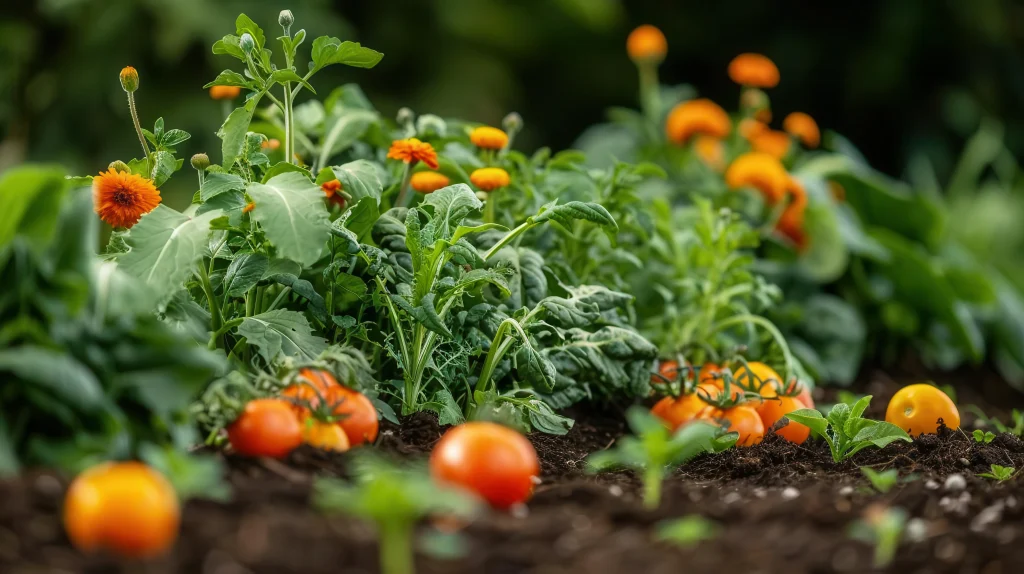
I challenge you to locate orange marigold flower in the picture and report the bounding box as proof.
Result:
[725,152,788,204]
[321,179,346,208]
[470,126,509,150]
[470,167,510,192]
[243,202,255,213]
[665,98,731,145]
[210,85,241,100]
[261,138,280,150]
[776,178,809,250]
[410,171,451,194]
[739,118,768,141]
[694,136,725,172]
[387,138,439,170]
[626,25,668,64]
[728,53,780,88]
[92,168,161,229]
[750,129,792,160]
[783,112,820,148]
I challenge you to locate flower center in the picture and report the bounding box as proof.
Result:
[112,185,136,206]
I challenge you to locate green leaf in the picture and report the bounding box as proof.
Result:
[222,252,268,297]
[311,37,384,72]
[539,296,599,328]
[421,184,482,240]
[272,273,328,323]
[268,69,316,94]
[118,205,220,300]
[149,151,178,187]
[533,200,618,237]
[261,162,311,184]
[201,172,246,201]
[783,408,830,438]
[489,247,547,309]
[235,13,265,51]
[343,197,380,241]
[850,422,912,449]
[0,165,67,249]
[246,172,332,267]
[798,201,848,283]
[515,344,558,392]
[390,292,452,338]
[139,445,231,502]
[236,309,328,364]
[212,35,245,61]
[263,258,302,280]
[160,129,190,148]
[318,109,378,168]
[203,70,251,88]
[218,99,257,169]
[329,160,384,204]
[425,390,465,426]
[0,347,103,409]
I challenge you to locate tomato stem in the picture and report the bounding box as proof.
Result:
[379,520,414,574]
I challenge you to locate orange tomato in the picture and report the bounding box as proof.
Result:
[652,393,708,431]
[794,383,815,410]
[885,384,960,437]
[227,398,303,458]
[430,422,540,509]
[697,405,765,446]
[757,396,811,444]
[302,419,351,452]
[281,368,338,414]
[734,361,782,392]
[698,363,723,386]
[64,462,180,558]
[651,359,681,384]
[327,386,379,446]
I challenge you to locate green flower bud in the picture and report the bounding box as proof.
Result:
[108,160,131,173]
[190,153,210,171]
[396,107,415,126]
[240,33,256,55]
[119,67,139,93]
[502,111,523,133]
[279,10,294,32]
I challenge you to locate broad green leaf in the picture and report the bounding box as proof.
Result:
[783,409,830,438]
[421,184,482,240]
[236,309,328,364]
[343,197,380,241]
[268,69,315,94]
[515,344,557,392]
[527,400,573,435]
[539,297,599,328]
[218,99,257,169]
[212,34,245,61]
[261,162,311,184]
[850,422,912,450]
[328,160,384,204]
[161,130,190,148]
[272,273,328,323]
[0,347,103,409]
[318,109,378,168]
[263,258,302,280]
[533,200,618,234]
[118,205,221,300]
[425,390,465,426]
[223,252,268,297]
[201,172,246,201]
[311,37,384,72]
[849,395,872,421]
[391,292,452,338]
[0,165,67,249]
[149,151,178,187]
[246,172,331,267]
[203,70,250,88]
[490,247,547,309]
[797,202,848,283]
[832,170,946,247]
[235,13,265,50]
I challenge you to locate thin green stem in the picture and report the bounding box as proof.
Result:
[484,191,496,224]
[638,62,661,127]
[127,92,152,176]
[395,162,414,208]
[643,466,663,509]
[266,286,292,312]
[199,265,223,349]
[711,314,795,381]
[483,220,536,260]
[378,521,413,574]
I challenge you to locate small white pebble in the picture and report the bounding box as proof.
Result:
[722,491,742,504]
[938,492,971,516]
[608,485,623,497]
[944,474,967,492]
[970,502,1005,533]
[838,486,854,497]
[752,487,767,499]
[1006,496,1018,509]
[905,518,928,542]
[509,503,529,519]
[924,479,940,490]
[781,487,800,500]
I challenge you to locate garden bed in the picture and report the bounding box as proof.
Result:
[3,369,1022,574]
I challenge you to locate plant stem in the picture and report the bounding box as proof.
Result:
[127,92,152,176]
[266,286,292,312]
[378,521,413,574]
[483,220,536,260]
[643,466,663,509]
[484,191,496,224]
[638,62,661,127]
[712,314,796,381]
[198,264,223,349]
[395,162,414,208]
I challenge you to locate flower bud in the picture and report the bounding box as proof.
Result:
[191,153,210,171]
[119,66,139,93]
[240,33,256,55]
[278,10,294,31]
[108,160,131,173]
[396,107,415,126]
[416,114,447,137]
[502,111,523,133]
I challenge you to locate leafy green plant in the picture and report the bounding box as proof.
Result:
[784,396,911,463]
[655,515,720,547]
[966,405,1024,436]
[860,467,900,494]
[973,429,996,444]
[588,406,737,509]
[978,464,1015,481]
[314,453,478,574]
[848,506,909,568]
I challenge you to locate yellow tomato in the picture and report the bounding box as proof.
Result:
[885,384,960,436]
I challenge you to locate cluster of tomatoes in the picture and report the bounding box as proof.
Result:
[650,360,815,446]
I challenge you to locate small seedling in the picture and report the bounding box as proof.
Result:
[977,464,1015,481]
[314,453,479,574]
[785,395,911,463]
[966,406,1024,437]
[860,467,899,494]
[588,406,737,509]
[972,429,996,444]
[655,515,720,547]
[848,505,908,568]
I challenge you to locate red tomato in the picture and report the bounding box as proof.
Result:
[757,396,811,444]
[326,386,379,447]
[302,419,351,452]
[64,462,180,558]
[697,405,765,446]
[430,422,540,509]
[227,398,303,458]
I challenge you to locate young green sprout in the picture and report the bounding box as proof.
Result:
[977,464,1015,481]
[966,406,1024,437]
[860,467,899,494]
[314,453,479,574]
[848,505,908,568]
[785,395,911,463]
[655,515,720,547]
[587,406,737,509]
[972,429,996,444]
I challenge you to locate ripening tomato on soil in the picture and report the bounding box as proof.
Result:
[281,368,379,446]
[651,359,681,385]
[696,404,765,446]
[302,419,351,452]
[227,398,303,458]
[885,384,960,437]
[757,396,811,444]
[64,462,180,558]
[430,421,540,509]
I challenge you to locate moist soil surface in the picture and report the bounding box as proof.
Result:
[3,368,1024,574]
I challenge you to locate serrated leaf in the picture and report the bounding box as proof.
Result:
[236,309,328,364]
[222,252,268,297]
[118,205,220,300]
[426,390,465,426]
[246,172,331,267]
[311,37,384,72]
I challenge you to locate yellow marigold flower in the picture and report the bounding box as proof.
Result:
[694,135,725,172]
[92,168,161,229]
[388,138,439,170]
[750,129,792,160]
[739,118,768,141]
[725,152,788,204]
[783,112,820,148]
[626,25,668,64]
[470,126,509,150]
[728,53,780,88]
[470,167,510,192]
[321,179,346,208]
[665,98,731,145]
[410,171,451,194]
[209,85,241,100]
[243,202,255,213]
[119,66,139,93]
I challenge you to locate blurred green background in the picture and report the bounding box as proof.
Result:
[2,0,1024,194]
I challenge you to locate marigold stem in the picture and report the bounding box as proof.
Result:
[395,162,414,208]
[127,92,152,177]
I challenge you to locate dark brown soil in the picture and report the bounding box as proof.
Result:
[2,369,1023,574]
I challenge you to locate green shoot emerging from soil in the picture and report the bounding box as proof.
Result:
[849,506,908,568]
[785,395,911,463]
[973,429,996,444]
[655,515,720,547]
[977,464,1015,481]
[587,407,736,509]
[860,467,899,494]
[966,406,1024,437]
[314,453,478,574]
